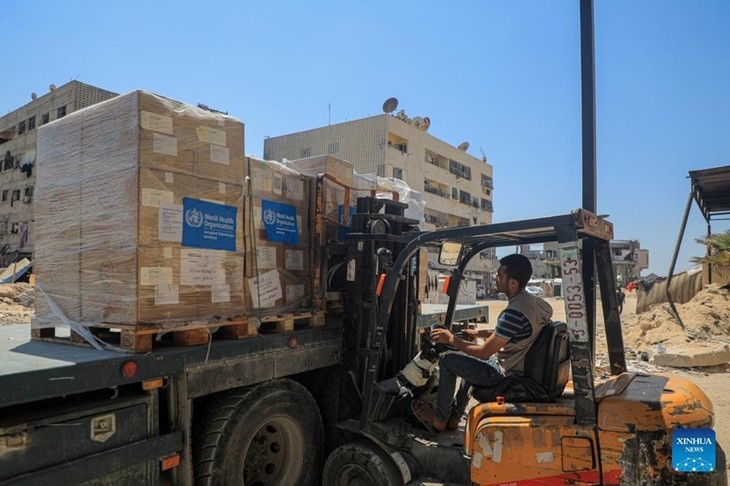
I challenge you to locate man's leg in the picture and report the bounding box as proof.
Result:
[436,353,503,424]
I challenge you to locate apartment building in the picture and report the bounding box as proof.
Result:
[0,81,118,261]
[263,109,494,232]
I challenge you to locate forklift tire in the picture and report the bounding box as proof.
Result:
[192,379,323,486]
[322,439,403,486]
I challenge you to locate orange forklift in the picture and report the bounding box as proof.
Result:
[321,206,726,485]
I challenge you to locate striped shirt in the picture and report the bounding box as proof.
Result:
[494,308,533,342]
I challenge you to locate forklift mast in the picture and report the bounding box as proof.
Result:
[343,197,421,393]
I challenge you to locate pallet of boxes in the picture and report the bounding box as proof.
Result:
[242,156,323,331]
[283,155,381,316]
[33,90,250,352]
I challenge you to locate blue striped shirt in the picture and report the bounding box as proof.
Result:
[494,308,532,342]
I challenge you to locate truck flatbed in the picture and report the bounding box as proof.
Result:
[0,303,487,409]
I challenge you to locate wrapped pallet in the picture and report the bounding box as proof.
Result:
[244,157,314,314]
[34,90,246,329]
[285,155,377,242]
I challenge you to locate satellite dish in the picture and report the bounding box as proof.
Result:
[457,141,470,151]
[422,117,430,131]
[382,97,399,114]
[49,84,56,92]
[411,116,423,129]
[31,93,37,101]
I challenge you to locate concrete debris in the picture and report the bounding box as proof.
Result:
[652,342,730,368]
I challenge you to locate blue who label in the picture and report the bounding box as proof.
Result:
[181,198,237,251]
[672,428,715,472]
[261,200,299,245]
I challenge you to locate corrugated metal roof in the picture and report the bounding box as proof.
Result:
[689,165,730,222]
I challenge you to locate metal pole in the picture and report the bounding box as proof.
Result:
[580,0,597,213]
[580,0,597,351]
[665,192,693,329]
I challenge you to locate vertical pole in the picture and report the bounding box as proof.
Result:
[580,0,597,213]
[580,0,598,352]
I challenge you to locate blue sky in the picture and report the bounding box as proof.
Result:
[3,1,729,275]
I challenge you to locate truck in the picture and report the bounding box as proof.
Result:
[0,195,488,485]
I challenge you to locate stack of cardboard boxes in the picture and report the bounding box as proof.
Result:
[34,90,245,327]
[33,89,395,335]
[243,157,314,313]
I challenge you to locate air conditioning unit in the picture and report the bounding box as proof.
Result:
[22,196,31,204]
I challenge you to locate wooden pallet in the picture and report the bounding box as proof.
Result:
[257,311,325,333]
[31,317,259,354]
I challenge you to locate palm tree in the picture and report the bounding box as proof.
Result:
[691,230,730,266]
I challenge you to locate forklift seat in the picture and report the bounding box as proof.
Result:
[471,321,570,403]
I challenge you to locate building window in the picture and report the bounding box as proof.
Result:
[451,187,459,199]
[481,198,493,212]
[327,143,339,154]
[481,173,493,189]
[377,165,386,177]
[393,167,403,179]
[57,105,67,118]
[23,186,34,203]
[3,153,14,171]
[11,189,21,206]
[17,121,26,135]
[387,133,408,154]
[27,116,36,131]
[449,159,472,180]
[300,147,311,158]
[41,113,50,125]
[1,190,7,202]
[459,190,472,206]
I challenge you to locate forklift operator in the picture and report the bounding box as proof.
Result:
[413,253,553,433]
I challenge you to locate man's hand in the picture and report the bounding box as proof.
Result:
[461,328,479,341]
[430,327,455,346]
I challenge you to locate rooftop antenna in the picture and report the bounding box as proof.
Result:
[479,147,487,162]
[382,97,399,114]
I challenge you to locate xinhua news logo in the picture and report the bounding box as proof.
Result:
[672,428,715,473]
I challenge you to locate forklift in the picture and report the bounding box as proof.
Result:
[322,202,727,485]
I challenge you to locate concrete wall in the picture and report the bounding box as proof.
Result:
[636,269,703,314]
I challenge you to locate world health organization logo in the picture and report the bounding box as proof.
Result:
[672,428,715,473]
[263,207,276,225]
[185,208,204,228]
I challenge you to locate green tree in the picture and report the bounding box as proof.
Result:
[691,230,730,267]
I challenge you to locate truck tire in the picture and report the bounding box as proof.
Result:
[192,379,323,486]
[322,439,403,486]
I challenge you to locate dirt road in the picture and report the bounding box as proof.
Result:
[481,293,730,478]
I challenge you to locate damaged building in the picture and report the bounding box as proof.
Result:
[0,81,117,264]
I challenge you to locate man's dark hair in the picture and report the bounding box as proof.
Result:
[499,254,532,288]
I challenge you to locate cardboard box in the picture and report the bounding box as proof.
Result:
[286,155,354,187]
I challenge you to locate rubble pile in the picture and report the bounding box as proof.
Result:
[0,283,35,325]
[621,284,730,367]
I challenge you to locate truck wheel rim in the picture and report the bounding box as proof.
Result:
[335,464,374,486]
[243,415,304,486]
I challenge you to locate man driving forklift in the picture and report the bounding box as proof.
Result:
[412,253,553,433]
